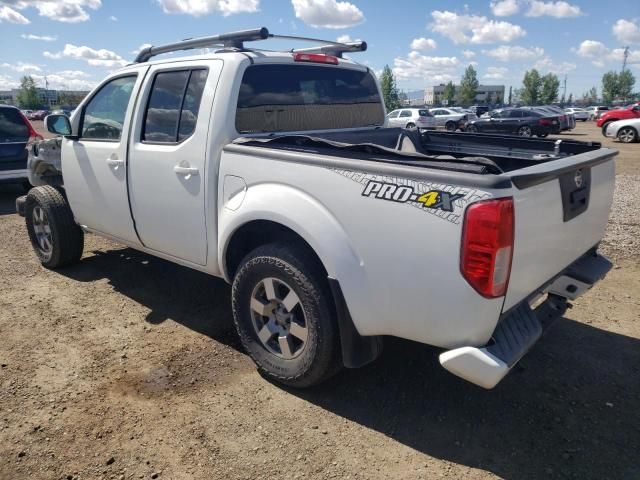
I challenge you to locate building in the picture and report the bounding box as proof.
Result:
[424,84,505,106]
[0,88,89,108]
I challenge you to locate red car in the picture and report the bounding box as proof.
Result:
[596,103,640,132]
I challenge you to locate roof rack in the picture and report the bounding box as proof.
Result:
[133,27,367,63]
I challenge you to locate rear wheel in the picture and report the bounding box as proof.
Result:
[617,126,638,143]
[405,122,416,130]
[466,124,478,133]
[232,243,341,388]
[517,125,532,137]
[445,121,457,132]
[25,186,84,269]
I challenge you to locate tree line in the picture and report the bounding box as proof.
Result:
[380,64,637,111]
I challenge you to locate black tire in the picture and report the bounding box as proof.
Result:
[22,180,32,192]
[405,122,416,130]
[617,126,638,143]
[466,124,478,133]
[445,121,457,131]
[517,125,532,137]
[232,243,341,388]
[25,186,84,269]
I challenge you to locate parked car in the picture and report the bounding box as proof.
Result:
[21,109,34,118]
[541,105,575,130]
[596,103,640,132]
[51,109,72,117]
[603,117,640,143]
[469,105,490,116]
[586,106,609,120]
[0,105,41,188]
[29,110,49,121]
[18,27,616,390]
[386,108,436,130]
[465,107,558,137]
[565,107,589,121]
[429,107,476,131]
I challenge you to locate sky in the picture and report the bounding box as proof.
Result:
[1,0,639,99]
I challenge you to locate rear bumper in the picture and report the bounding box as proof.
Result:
[439,251,612,389]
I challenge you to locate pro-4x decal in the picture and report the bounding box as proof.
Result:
[329,168,493,224]
[362,180,464,212]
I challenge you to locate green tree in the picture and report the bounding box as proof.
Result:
[16,75,40,109]
[379,65,400,111]
[618,70,636,102]
[602,71,619,104]
[567,93,573,105]
[589,86,598,103]
[458,65,479,105]
[442,81,455,106]
[521,69,542,105]
[540,73,560,104]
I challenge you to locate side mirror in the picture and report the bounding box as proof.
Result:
[45,114,72,137]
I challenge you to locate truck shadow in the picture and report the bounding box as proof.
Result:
[58,247,639,480]
[0,184,25,215]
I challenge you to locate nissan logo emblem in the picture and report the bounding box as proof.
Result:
[574,169,583,188]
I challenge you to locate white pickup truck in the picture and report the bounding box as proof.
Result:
[17,28,616,389]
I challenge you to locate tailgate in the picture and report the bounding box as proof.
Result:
[503,148,616,310]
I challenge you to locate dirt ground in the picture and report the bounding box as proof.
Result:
[0,122,638,480]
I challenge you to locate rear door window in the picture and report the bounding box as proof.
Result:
[0,108,29,142]
[143,69,208,143]
[236,64,384,133]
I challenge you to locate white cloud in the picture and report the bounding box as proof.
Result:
[410,37,437,51]
[131,43,153,55]
[3,0,102,23]
[44,44,128,68]
[1,62,42,72]
[612,19,640,44]
[292,0,364,29]
[462,50,476,59]
[393,50,459,83]
[483,66,509,80]
[0,5,30,23]
[336,34,353,43]
[490,0,519,17]
[575,40,640,68]
[21,33,57,41]
[534,57,577,75]
[157,0,259,16]
[429,10,526,45]
[108,15,117,21]
[0,74,21,89]
[526,1,582,18]
[483,45,545,61]
[31,71,96,90]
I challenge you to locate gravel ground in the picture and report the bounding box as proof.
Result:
[0,121,638,480]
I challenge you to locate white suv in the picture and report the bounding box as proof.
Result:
[386,108,436,130]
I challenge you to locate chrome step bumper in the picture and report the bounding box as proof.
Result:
[439,251,612,389]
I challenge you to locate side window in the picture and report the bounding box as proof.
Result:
[509,110,523,118]
[400,110,412,118]
[143,69,208,143]
[81,75,137,141]
[387,110,399,118]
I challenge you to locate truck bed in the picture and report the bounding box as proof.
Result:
[235,127,607,175]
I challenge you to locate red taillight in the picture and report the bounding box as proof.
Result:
[460,197,514,298]
[293,53,339,65]
[18,110,43,144]
[538,118,552,126]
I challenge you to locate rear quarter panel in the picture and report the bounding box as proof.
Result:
[218,148,506,348]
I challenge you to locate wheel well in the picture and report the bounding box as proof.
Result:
[224,220,327,280]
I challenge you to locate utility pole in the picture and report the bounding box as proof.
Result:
[44,76,51,109]
[622,46,629,72]
[562,75,567,105]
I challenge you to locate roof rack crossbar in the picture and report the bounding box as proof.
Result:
[134,27,367,63]
[134,27,270,63]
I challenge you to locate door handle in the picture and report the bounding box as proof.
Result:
[174,165,199,176]
[106,158,124,169]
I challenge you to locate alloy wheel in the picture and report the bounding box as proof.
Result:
[32,206,53,260]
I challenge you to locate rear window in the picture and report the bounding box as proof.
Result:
[418,109,432,117]
[236,64,384,134]
[0,108,29,142]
